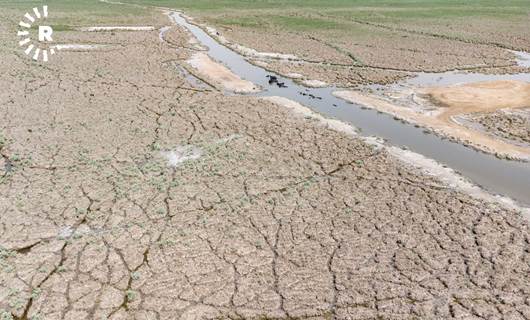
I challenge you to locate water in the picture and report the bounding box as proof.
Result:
[406,70,530,87]
[513,50,530,68]
[170,13,530,206]
[402,50,530,87]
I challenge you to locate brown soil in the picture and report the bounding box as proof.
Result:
[422,80,530,122]
[470,108,530,145]
[1,6,530,320]
[252,59,410,87]
[334,90,530,160]
[196,12,526,88]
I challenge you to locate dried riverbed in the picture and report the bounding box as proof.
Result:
[0,4,529,320]
[169,12,530,206]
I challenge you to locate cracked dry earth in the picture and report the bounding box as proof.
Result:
[468,109,530,146]
[202,11,528,88]
[1,12,530,320]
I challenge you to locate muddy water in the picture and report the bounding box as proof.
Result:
[170,13,530,206]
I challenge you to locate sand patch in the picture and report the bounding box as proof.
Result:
[53,44,109,51]
[286,73,304,79]
[263,96,357,137]
[421,80,530,122]
[301,79,328,88]
[203,26,298,61]
[80,26,155,32]
[334,90,530,160]
[187,52,260,93]
[232,44,298,61]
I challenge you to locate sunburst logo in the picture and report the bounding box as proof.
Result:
[17,5,55,62]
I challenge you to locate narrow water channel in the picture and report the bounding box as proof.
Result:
[170,13,530,206]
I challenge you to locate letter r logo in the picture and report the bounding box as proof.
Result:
[38,26,53,42]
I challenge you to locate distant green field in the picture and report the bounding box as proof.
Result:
[125,0,530,34]
[2,0,529,41]
[125,0,530,11]
[3,0,530,17]
[0,0,148,28]
[121,0,530,18]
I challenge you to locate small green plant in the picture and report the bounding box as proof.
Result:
[31,288,41,299]
[29,313,42,320]
[150,142,161,151]
[126,290,136,301]
[0,310,13,320]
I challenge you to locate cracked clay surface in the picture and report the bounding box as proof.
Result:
[0,7,530,320]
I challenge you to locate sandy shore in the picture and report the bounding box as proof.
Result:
[187,52,260,93]
[334,89,530,161]
[422,80,530,115]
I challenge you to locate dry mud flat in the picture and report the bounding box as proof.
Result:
[1,8,530,320]
[181,11,530,161]
[195,11,527,88]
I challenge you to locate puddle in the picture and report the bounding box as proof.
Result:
[169,12,530,206]
[512,51,530,68]
[405,70,530,87]
[159,26,170,42]
[387,51,530,88]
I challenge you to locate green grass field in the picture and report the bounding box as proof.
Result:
[2,0,529,51]
[4,0,530,21]
[122,0,530,21]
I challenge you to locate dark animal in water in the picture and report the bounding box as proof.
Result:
[267,75,278,83]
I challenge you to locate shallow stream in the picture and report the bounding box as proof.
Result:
[170,13,530,206]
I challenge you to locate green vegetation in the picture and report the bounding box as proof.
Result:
[0,0,148,27]
[124,0,530,13]
[121,0,530,24]
[2,0,528,34]
[127,0,530,43]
